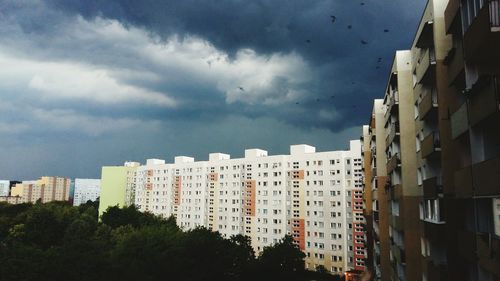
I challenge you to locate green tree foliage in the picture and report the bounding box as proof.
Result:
[0,202,344,281]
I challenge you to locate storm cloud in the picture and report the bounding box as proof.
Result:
[0,0,426,179]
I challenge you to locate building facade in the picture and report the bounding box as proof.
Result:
[73,179,101,206]
[100,142,366,274]
[363,0,500,280]
[98,161,140,216]
[0,180,9,197]
[9,177,70,204]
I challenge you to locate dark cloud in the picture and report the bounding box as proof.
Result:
[0,0,427,179]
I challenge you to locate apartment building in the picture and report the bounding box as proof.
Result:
[0,180,9,196]
[363,0,500,280]
[98,161,140,216]
[362,100,392,281]
[443,0,500,280]
[0,196,23,204]
[412,1,452,280]
[383,50,422,281]
[73,179,101,206]
[9,177,70,204]
[100,142,366,274]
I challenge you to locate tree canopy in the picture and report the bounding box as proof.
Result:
[0,201,343,281]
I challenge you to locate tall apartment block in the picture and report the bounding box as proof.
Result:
[0,180,9,197]
[362,100,392,281]
[443,0,500,280]
[73,179,101,206]
[100,142,367,274]
[383,51,422,281]
[9,177,70,204]
[363,0,500,280]
[98,161,140,216]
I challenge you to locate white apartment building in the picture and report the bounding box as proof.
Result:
[73,179,101,206]
[105,141,365,274]
[0,180,10,197]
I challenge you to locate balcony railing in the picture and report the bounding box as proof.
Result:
[454,166,473,198]
[418,88,438,120]
[476,232,500,273]
[390,184,403,200]
[385,122,400,148]
[472,155,500,197]
[468,75,499,126]
[450,101,469,139]
[457,231,476,261]
[415,48,436,84]
[444,44,465,85]
[415,20,434,49]
[421,131,441,159]
[386,153,401,174]
[423,177,443,198]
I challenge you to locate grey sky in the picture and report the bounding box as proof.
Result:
[0,0,426,180]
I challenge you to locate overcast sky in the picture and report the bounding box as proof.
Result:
[0,0,426,180]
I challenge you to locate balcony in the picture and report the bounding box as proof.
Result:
[424,220,446,244]
[421,131,441,159]
[415,48,436,85]
[457,231,476,262]
[418,89,438,120]
[390,214,404,231]
[450,101,469,139]
[390,184,403,200]
[476,233,500,276]
[415,20,434,49]
[423,256,448,281]
[463,0,500,64]
[386,153,401,174]
[468,75,499,126]
[384,91,400,120]
[444,44,465,85]
[385,122,400,148]
[445,0,461,33]
[472,155,500,197]
[454,166,473,198]
[423,177,443,198]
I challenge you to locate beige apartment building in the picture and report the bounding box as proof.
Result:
[362,100,392,281]
[11,177,70,204]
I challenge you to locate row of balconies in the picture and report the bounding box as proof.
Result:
[454,155,500,198]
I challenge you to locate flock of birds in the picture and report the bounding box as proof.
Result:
[234,1,391,111]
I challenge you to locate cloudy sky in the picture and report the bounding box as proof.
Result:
[0,0,426,180]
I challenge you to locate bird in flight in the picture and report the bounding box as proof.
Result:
[384,29,390,33]
[330,15,336,23]
[361,40,368,45]
[238,86,245,91]
[347,25,352,29]
[360,2,365,5]
[306,39,311,43]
